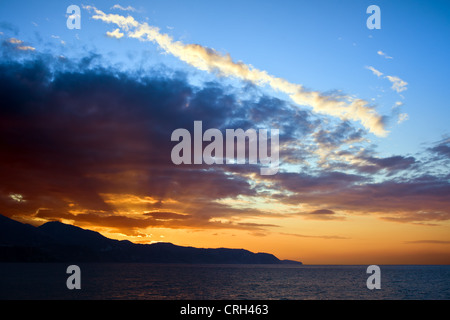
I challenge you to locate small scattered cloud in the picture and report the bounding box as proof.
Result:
[386,75,408,93]
[9,193,25,203]
[6,37,35,51]
[366,65,383,77]
[366,66,408,93]
[398,113,409,124]
[393,101,403,108]
[377,50,393,59]
[8,38,23,44]
[106,28,124,39]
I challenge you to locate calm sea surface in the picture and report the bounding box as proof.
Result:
[0,263,448,300]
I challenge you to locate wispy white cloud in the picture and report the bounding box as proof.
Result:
[386,75,408,93]
[366,66,408,93]
[85,6,388,137]
[398,113,409,124]
[366,65,383,77]
[111,4,137,12]
[393,101,403,108]
[377,50,393,59]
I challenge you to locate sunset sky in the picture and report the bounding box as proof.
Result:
[0,0,449,264]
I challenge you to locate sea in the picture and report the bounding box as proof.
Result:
[0,263,449,300]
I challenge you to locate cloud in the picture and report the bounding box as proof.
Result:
[309,209,335,215]
[270,173,450,224]
[366,66,383,77]
[106,28,124,39]
[366,66,408,93]
[393,101,403,108]
[305,209,345,220]
[8,38,23,44]
[404,240,450,244]
[370,155,416,171]
[377,50,393,59]
[313,120,365,149]
[428,137,450,159]
[280,232,349,240]
[0,52,311,233]
[84,5,139,31]
[398,113,409,124]
[386,75,408,93]
[16,45,35,51]
[4,37,36,51]
[0,39,447,239]
[111,4,137,12]
[143,211,191,220]
[84,6,388,137]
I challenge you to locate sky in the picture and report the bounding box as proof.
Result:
[0,0,449,264]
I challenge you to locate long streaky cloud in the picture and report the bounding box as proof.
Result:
[111,4,137,12]
[85,6,388,137]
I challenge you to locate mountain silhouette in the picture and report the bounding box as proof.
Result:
[0,214,302,264]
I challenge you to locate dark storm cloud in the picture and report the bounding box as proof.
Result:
[1,49,449,232]
[0,51,313,231]
[358,155,417,174]
[269,171,366,194]
[271,173,450,223]
[428,138,450,159]
[313,120,365,147]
